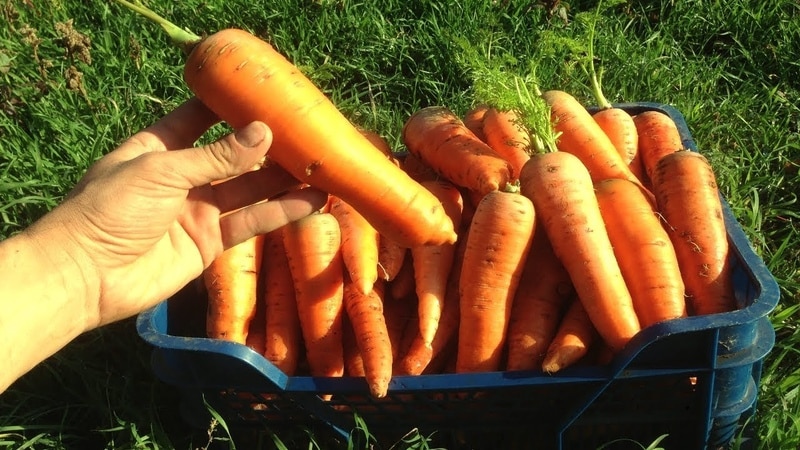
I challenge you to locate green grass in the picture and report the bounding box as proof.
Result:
[1,0,798,448]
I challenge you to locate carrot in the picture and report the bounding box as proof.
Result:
[456,188,535,373]
[115,0,456,248]
[595,178,687,328]
[245,296,267,355]
[412,180,464,347]
[204,234,264,344]
[633,110,684,184]
[519,151,641,353]
[342,307,365,377]
[481,107,532,180]
[282,213,345,379]
[330,196,379,295]
[382,288,416,361]
[402,106,512,196]
[541,298,598,373]
[377,238,407,282]
[463,104,490,142]
[260,228,302,375]
[505,227,573,371]
[400,152,439,184]
[650,150,736,316]
[542,89,645,190]
[389,253,416,301]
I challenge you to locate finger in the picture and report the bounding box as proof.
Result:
[219,188,329,249]
[134,97,221,152]
[211,163,303,214]
[146,121,274,191]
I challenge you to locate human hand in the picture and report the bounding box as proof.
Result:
[24,97,327,330]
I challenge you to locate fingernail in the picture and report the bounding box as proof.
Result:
[235,122,267,148]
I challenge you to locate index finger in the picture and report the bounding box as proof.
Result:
[135,97,221,151]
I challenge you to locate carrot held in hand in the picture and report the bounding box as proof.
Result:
[282,213,345,379]
[651,150,736,316]
[204,234,264,344]
[595,178,687,328]
[114,0,456,248]
[457,187,535,373]
[402,106,512,197]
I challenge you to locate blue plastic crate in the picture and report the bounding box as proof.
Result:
[136,103,779,449]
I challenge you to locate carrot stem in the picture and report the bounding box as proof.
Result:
[113,0,202,54]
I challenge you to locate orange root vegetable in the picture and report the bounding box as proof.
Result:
[595,178,687,328]
[401,152,440,184]
[330,196,380,295]
[519,151,641,352]
[463,104,489,141]
[260,228,302,374]
[633,110,684,185]
[506,228,574,371]
[343,279,392,398]
[204,234,264,344]
[282,213,345,378]
[402,106,512,196]
[383,289,416,360]
[542,90,644,189]
[457,189,535,373]
[342,312,365,377]
[389,254,416,301]
[116,0,455,248]
[481,107,532,181]
[412,180,464,347]
[651,150,736,316]
[377,237,407,282]
[593,108,639,168]
[541,298,598,373]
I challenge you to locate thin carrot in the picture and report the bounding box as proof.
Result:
[115,0,456,248]
[330,196,379,295]
[343,278,392,398]
[651,150,736,316]
[520,151,641,352]
[595,178,687,328]
[204,234,264,344]
[402,106,513,196]
[463,104,490,142]
[260,228,302,375]
[481,107,532,180]
[541,298,598,373]
[457,188,535,373]
[505,226,573,371]
[377,237,407,282]
[412,180,464,347]
[342,311,365,377]
[282,213,345,379]
[633,110,684,185]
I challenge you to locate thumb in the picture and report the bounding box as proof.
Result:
[167,122,273,189]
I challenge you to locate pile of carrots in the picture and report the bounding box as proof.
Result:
[200,89,739,400]
[110,1,739,400]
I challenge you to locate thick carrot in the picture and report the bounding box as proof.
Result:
[463,104,490,142]
[260,228,302,375]
[651,150,736,316]
[633,110,684,185]
[282,213,345,379]
[456,189,535,373]
[595,178,687,327]
[519,151,641,352]
[115,0,456,248]
[412,180,464,347]
[541,298,598,373]
[542,90,644,189]
[330,196,379,295]
[204,234,264,344]
[505,227,573,371]
[481,107,532,181]
[402,106,513,196]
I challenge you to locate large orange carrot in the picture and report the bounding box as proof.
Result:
[481,107,532,180]
[595,178,687,327]
[343,279,392,398]
[402,106,512,196]
[330,196,379,295]
[634,110,684,184]
[115,0,456,248]
[457,189,535,373]
[260,228,302,374]
[505,227,573,371]
[541,298,598,373]
[204,234,264,344]
[412,180,464,347]
[519,151,641,352]
[542,90,644,189]
[651,150,736,316]
[282,213,345,379]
